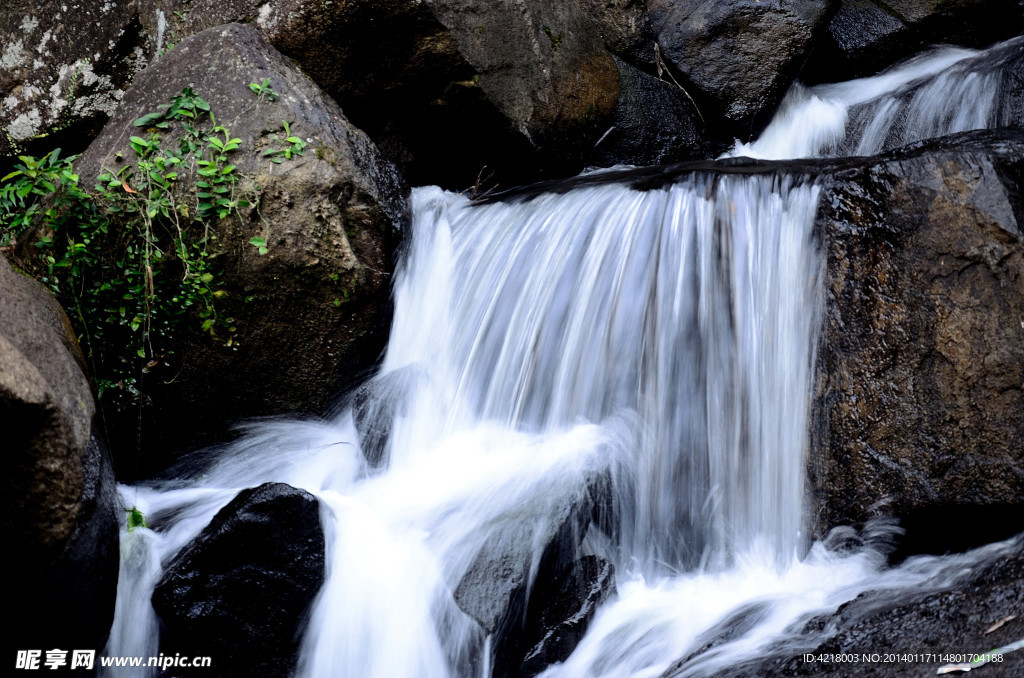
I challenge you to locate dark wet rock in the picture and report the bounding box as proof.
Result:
[75,24,406,473]
[152,482,325,678]
[588,57,709,169]
[697,535,1024,677]
[0,1,150,162]
[649,0,836,136]
[0,255,119,663]
[495,556,616,678]
[807,0,1024,83]
[810,129,1024,548]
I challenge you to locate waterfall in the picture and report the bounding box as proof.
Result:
[103,33,1021,678]
[384,176,822,570]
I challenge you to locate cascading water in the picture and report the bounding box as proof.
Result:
[730,35,1024,160]
[104,34,1024,678]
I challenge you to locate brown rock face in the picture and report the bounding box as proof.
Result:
[812,130,1024,545]
[75,24,407,472]
[0,255,119,658]
[0,256,91,554]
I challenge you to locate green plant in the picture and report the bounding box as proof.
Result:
[0,88,253,418]
[543,25,563,48]
[2,86,303,433]
[263,120,306,163]
[248,77,279,101]
[127,506,148,531]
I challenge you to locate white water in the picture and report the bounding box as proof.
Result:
[731,36,1023,160]
[104,35,1021,678]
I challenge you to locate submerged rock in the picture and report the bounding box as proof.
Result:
[0,256,119,663]
[152,482,325,678]
[495,556,617,678]
[348,365,430,468]
[75,23,406,472]
[453,472,607,629]
[452,468,614,676]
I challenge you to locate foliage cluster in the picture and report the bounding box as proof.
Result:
[0,85,293,417]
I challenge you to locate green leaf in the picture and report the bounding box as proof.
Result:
[133,112,164,127]
[249,237,267,248]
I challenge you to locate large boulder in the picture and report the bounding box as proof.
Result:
[0,0,150,163]
[811,129,1024,550]
[152,482,325,678]
[576,0,655,64]
[74,23,406,472]
[807,0,1024,83]
[0,255,120,662]
[648,0,836,137]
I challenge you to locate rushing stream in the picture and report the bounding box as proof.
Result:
[104,36,1024,678]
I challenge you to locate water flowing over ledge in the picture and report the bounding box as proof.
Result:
[103,33,1024,678]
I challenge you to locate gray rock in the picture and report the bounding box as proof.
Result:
[589,56,708,168]
[808,0,1024,83]
[683,535,1024,677]
[496,556,617,678]
[454,472,607,635]
[349,366,430,468]
[0,0,149,160]
[75,23,407,469]
[649,0,836,136]
[576,0,654,63]
[138,0,623,188]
